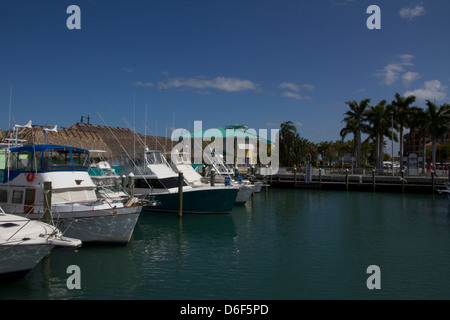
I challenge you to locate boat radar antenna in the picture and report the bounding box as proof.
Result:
[43,125,58,143]
[12,120,32,146]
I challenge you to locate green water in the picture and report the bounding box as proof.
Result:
[2,188,450,300]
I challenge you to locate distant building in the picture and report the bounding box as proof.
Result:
[182,123,274,168]
[403,129,450,159]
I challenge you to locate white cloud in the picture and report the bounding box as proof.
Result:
[278,82,314,92]
[158,76,259,92]
[379,63,404,85]
[399,5,426,20]
[278,82,314,101]
[121,67,133,73]
[281,92,311,100]
[278,82,300,91]
[376,54,419,86]
[134,81,154,87]
[402,71,420,86]
[404,80,447,101]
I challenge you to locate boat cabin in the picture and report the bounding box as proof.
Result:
[0,145,95,214]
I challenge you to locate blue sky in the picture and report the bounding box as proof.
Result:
[1,0,450,151]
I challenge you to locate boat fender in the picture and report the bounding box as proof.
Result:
[26,172,35,182]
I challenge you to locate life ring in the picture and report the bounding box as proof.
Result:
[26,173,35,182]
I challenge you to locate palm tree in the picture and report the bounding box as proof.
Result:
[340,117,357,166]
[280,121,298,167]
[292,133,315,166]
[365,100,398,171]
[342,99,371,173]
[389,93,416,171]
[424,101,450,169]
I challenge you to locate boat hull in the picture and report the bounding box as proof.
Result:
[17,205,142,243]
[0,243,54,277]
[235,184,254,205]
[144,187,238,214]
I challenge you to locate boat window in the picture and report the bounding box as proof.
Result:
[8,151,19,171]
[18,152,33,171]
[72,149,90,170]
[0,149,7,170]
[0,189,7,202]
[44,148,72,170]
[147,152,165,165]
[8,151,42,171]
[12,190,23,204]
[0,223,19,228]
[156,152,165,164]
[146,152,156,164]
[43,148,89,171]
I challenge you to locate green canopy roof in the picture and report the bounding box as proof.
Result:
[180,125,272,143]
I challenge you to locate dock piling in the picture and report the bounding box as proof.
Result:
[294,167,297,187]
[345,169,349,190]
[401,170,405,193]
[431,171,435,194]
[43,181,52,224]
[319,168,322,187]
[128,173,135,197]
[372,169,376,191]
[178,172,183,218]
[210,169,215,186]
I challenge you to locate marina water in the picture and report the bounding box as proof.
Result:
[2,188,450,300]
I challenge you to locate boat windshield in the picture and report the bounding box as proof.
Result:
[6,150,42,172]
[145,151,166,165]
[44,148,90,171]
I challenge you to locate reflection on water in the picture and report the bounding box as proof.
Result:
[2,189,450,299]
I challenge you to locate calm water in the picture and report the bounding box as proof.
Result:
[2,188,450,300]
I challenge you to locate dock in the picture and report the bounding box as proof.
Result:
[254,171,449,194]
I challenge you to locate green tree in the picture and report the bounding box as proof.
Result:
[424,101,450,169]
[279,121,297,167]
[292,133,316,166]
[389,93,416,171]
[365,100,398,171]
[342,99,371,173]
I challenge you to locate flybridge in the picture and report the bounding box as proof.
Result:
[1,145,90,183]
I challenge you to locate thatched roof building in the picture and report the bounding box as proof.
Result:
[0,122,174,160]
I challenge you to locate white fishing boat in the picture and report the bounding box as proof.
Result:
[0,144,145,243]
[170,152,254,205]
[0,206,81,280]
[200,152,257,204]
[118,150,239,214]
[88,150,129,202]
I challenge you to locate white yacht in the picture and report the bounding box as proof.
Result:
[171,152,254,205]
[0,207,81,280]
[0,144,145,243]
